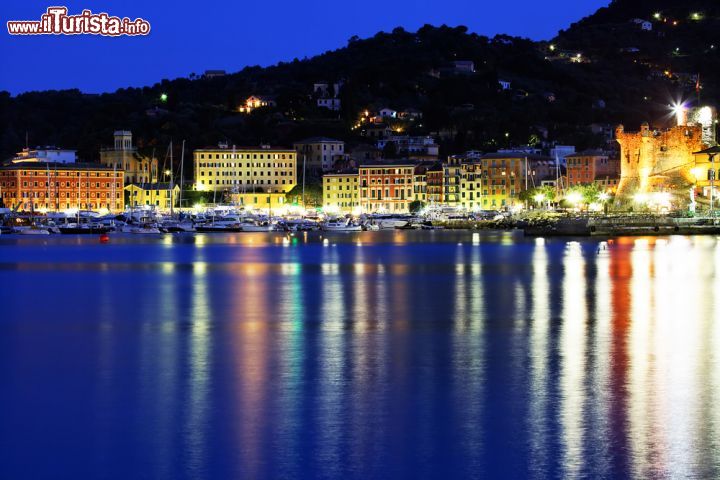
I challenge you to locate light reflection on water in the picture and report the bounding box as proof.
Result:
[1,231,720,479]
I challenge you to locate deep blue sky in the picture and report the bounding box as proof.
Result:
[1,0,609,95]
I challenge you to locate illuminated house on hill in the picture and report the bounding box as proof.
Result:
[238,95,276,113]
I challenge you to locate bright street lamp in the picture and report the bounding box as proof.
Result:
[566,191,582,205]
[672,102,687,125]
[634,193,648,204]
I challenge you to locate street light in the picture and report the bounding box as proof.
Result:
[567,192,582,203]
[533,193,545,209]
[566,191,582,210]
[671,102,687,126]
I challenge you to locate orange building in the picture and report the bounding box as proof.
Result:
[478,153,527,208]
[565,150,618,187]
[359,164,415,212]
[426,164,444,203]
[0,162,124,212]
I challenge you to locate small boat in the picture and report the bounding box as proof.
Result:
[126,223,162,234]
[368,214,415,230]
[58,224,112,234]
[195,224,243,233]
[159,220,195,233]
[284,219,319,231]
[15,225,51,235]
[322,219,363,232]
[239,219,272,232]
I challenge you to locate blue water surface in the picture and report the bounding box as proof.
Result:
[1,231,719,479]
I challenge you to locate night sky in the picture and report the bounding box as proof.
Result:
[1,0,609,95]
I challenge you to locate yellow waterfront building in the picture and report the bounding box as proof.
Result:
[228,192,291,211]
[193,146,297,195]
[459,161,483,210]
[125,183,180,209]
[323,172,359,213]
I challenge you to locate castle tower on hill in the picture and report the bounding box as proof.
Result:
[615,122,705,198]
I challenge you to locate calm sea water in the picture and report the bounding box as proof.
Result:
[1,231,720,479]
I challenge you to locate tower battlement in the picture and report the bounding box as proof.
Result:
[615,123,705,198]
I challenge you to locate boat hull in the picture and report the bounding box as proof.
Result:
[195,226,243,233]
[58,227,112,235]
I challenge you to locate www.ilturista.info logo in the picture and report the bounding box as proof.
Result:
[7,7,150,36]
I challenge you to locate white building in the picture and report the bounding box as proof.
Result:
[293,137,345,171]
[398,108,422,120]
[632,18,653,31]
[550,145,576,162]
[378,108,397,118]
[313,82,342,97]
[453,60,475,73]
[11,147,77,164]
[376,136,439,158]
[318,98,341,111]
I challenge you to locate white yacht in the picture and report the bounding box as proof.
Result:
[368,214,414,229]
[321,219,363,232]
[126,224,162,234]
[239,219,272,232]
[15,225,51,235]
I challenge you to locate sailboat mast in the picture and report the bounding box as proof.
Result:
[232,144,237,206]
[54,164,58,212]
[46,164,50,211]
[76,171,81,223]
[169,139,174,216]
[112,162,116,213]
[179,140,185,211]
[302,154,306,209]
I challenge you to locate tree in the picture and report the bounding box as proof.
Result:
[409,200,425,213]
[382,141,398,159]
[566,183,601,204]
[285,182,322,208]
[518,185,556,204]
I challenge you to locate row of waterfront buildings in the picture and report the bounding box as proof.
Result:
[0,131,621,214]
[3,106,717,214]
[322,150,622,213]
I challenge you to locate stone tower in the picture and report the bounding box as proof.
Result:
[615,122,705,199]
[113,131,133,151]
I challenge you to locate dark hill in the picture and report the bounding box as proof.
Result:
[0,3,717,173]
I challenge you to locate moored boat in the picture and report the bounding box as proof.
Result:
[15,225,52,235]
[194,223,243,233]
[322,219,363,232]
[58,224,112,234]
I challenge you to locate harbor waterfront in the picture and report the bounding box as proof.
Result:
[2,231,720,478]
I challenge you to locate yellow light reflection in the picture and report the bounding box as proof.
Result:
[560,241,587,478]
[529,237,551,476]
